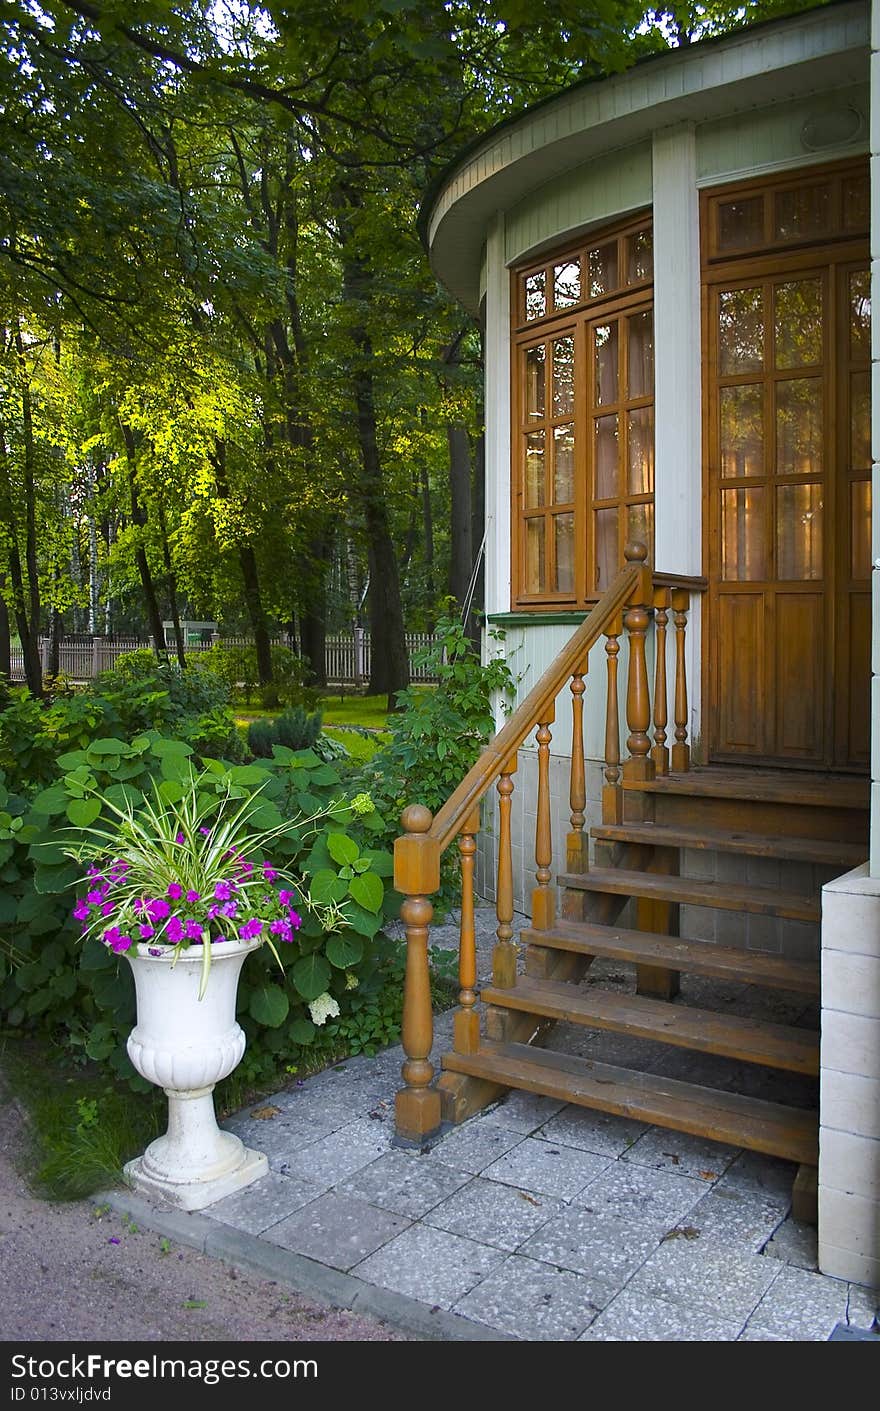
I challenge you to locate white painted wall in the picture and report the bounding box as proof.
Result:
[482,212,511,623]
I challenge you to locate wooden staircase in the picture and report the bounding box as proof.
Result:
[391,547,870,1217]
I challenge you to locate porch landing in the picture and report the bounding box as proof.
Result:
[104,907,879,1343]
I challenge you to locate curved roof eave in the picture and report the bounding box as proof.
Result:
[422,0,869,313]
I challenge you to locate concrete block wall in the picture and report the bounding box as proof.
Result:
[819,864,880,1288]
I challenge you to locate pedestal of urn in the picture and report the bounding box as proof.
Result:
[123,937,268,1211]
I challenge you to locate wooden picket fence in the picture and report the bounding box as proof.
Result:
[7,631,442,687]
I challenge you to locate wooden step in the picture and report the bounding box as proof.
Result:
[480,977,819,1074]
[442,1041,818,1166]
[591,821,865,870]
[624,767,869,810]
[557,868,820,922]
[520,921,819,995]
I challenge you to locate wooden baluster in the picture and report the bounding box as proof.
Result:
[602,617,622,824]
[493,757,518,989]
[393,804,442,1142]
[453,807,481,1055]
[671,587,691,773]
[567,663,588,873]
[622,542,655,783]
[532,708,555,931]
[652,588,670,776]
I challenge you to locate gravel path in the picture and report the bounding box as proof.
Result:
[0,1079,411,1343]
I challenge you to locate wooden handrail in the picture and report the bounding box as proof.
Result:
[427,546,650,855]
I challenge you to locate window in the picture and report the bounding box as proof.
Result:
[512,214,654,607]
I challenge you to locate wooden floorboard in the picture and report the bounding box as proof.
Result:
[480,977,819,1074]
[442,1041,818,1166]
[590,822,866,870]
[557,867,820,921]
[520,921,820,994]
[624,767,869,810]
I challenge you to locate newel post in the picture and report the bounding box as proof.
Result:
[622,541,655,785]
[393,804,442,1142]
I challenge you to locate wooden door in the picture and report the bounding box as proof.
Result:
[707,254,871,770]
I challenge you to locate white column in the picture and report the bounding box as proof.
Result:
[652,124,702,755]
[483,212,511,622]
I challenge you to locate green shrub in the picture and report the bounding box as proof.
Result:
[275,707,322,752]
[247,718,276,758]
[200,644,318,710]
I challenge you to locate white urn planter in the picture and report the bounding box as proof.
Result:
[123,936,268,1211]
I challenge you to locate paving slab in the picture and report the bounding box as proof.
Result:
[262,1192,409,1272]
[279,1115,395,1189]
[487,1090,567,1133]
[353,1223,506,1310]
[575,1159,707,1227]
[622,1127,741,1182]
[846,1282,880,1329]
[538,1106,650,1157]
[744,1265,852,1341]
[423,1176,565,1251]
[681,1185,789,1252]
[520,1207,665,1302]
[337,1149,471,1218]
[481,1136,612,1200]
[453,1254,603,1341]
[762,1216,820,1269]
[625,1234,782,1322]
[209,1170,323,1234]
[578,1287,743,1341]
[429,1116,525,1174]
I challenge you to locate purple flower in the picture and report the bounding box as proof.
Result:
[288,910,302,930]
[100,902,114,917]
[175,831,185,844]
[165,916,184,943]
[73,899,90,922]
[133,899,143,914]
[278,889,293,906]
[240,918,264,940]
[139,924,155,940]
[237,861,253,876]
[221,901,238,918]
[214,881,233,901]
[262,863,278,882]
[167,882,183,901]
[147,947,163,957]
[86,890,105,906]
[199,826,211,837]
[87,865,101,878]
[146,898,170,923]
[108,1237,120,1245]
[269,918,294,943]
[186,889,201,903]
[207,904,220,920]
[184,919,202,941]
[103,927,131,954]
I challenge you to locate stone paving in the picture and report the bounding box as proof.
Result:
[118,908,880,1342]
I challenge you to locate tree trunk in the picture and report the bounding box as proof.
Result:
[158,505,187,668]
[49,607,62,680]
[14,324,40,639]
[447,421,472,612]
[209,439,274,691]
[0,425,43,696]
[0,586,10,684]
[338,230,409,705]
[421,465,436,632]
[120,424,168,660]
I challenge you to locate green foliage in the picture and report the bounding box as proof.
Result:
[247,707,323,758]
[362,616,518,830]
[201,645,319,711]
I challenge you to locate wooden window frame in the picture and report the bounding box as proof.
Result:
[510,211,654,610]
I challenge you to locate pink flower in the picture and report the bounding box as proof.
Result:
[237,861,253,876]
[139,924,155,940]
[263,864,278,881]
[100,902,114,916]
[175,831,185,844]
[165,916,185,943]
[278,889,293,906]
[199,826,211,837]
[86,890,104,906]
[269,918,294,943]
[184,919,202,941]
[221,901,238,918]
[103,927,131,954]
[146,898,170,923]
[73,899,90,922]
[240,918,264,940]
[167,882,183,901]
[186,889,200,903]
[214,881,233,901]
[288,910,302,930]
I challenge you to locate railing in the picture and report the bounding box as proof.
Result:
[7,631,443,687]
[392,543,700,1141]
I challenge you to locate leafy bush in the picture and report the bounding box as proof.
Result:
[200,644,318,710]
[361,616,517,836]
[246,719,276,759]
